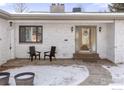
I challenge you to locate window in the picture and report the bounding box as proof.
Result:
[19,26,43,43]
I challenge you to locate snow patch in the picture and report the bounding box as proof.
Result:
[103,64,124,85]
[16,75,33,79]
[4,65,89,85]
[0,75,7,79]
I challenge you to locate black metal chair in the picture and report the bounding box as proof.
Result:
[28,46,41,61]
[44,46,56,61]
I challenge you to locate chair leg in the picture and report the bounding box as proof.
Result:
[31,56,33,61]
[50,56,52,61]
[44,55,46,60]
[39,54,40,60]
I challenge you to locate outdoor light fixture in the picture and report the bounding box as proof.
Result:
[99,27,102,32]
[71,26,73,32]
[9,21,13,27]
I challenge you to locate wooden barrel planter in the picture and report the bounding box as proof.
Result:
[14,72,35,85]
[0,72,10,85]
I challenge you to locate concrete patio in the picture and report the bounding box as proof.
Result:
[0,59,116,85]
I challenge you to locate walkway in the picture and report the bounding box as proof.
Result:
[79,63,112,85]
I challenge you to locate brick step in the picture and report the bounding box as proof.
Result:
[73,53,99,58]
[73,56,99,59]
[76,57,100,62]
[82,58,97,62]
[74,56,100,59]
[73,52,100,62]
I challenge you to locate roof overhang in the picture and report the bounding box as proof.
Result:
[9,13,124,20]
[1,9,124,20]
[0,9,11,19]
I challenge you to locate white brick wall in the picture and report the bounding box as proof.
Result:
[97,24,107,58]
[15,23,75,58]
[0,18,10,65]
[106,23,115,62]
[115,20,124,63]
[14,20,109,59]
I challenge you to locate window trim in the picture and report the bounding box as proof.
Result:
[19,25,43,44]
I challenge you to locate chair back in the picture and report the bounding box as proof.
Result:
[29,46,35,55]
[50,46,56,56]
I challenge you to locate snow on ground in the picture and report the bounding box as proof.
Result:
[103,64,124,85]
[3,65,89,85]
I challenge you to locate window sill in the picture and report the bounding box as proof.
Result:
[19,42,42,44]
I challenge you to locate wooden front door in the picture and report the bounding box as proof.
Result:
[75,26,97,53]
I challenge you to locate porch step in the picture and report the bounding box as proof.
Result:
[73,52,100,62]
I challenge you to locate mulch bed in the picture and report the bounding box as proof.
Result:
[0,66,21,71]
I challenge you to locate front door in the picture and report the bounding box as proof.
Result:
[75,26,97,53]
